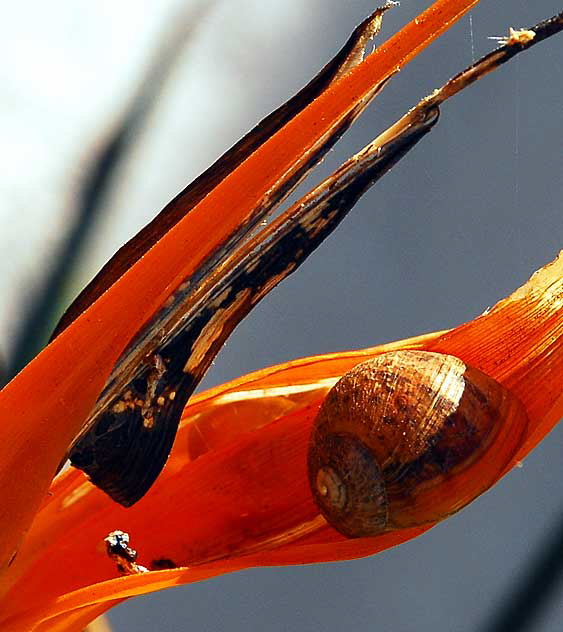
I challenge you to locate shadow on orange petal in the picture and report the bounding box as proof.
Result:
[3,249,563,630]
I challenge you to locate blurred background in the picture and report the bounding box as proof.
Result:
[1,0,563,630]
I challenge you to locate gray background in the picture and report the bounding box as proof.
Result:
[1,1,563,630]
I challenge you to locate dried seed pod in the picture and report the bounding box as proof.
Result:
[307,350,528,538]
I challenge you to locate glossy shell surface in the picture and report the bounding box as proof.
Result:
[308,350,529,538]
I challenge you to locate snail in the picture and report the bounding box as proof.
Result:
[307,350,528,538]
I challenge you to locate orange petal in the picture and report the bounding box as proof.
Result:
[426,252,563,459]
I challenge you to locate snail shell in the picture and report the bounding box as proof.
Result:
[307,350,528,538]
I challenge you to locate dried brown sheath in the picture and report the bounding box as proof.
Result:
[65,10,563,506]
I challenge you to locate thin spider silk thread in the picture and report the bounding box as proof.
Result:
[468,13,476,62]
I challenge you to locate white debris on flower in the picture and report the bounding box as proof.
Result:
[489,27,536,46]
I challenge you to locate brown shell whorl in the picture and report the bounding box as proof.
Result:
[307,350,528,538]
[309,433,387,538]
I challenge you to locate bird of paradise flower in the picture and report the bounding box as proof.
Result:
[0,1,562,630]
